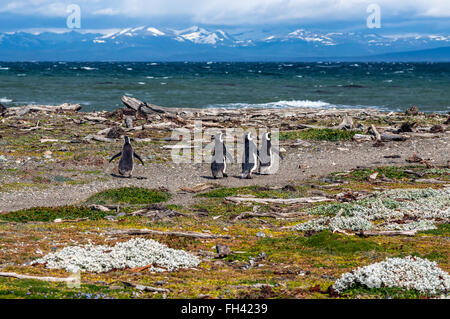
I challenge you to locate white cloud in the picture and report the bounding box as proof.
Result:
[1,0,449,24]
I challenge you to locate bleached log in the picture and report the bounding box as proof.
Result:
[108,228,231,239]
[5,103,82,116]
[356,230,417,237]
[122,95,171,114]
[122,281,169,293]
[225,196,331,205]
[0,272,78,283]
[88,204,111,212]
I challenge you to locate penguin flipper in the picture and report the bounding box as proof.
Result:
[225,151,233,162]
[133,152,145,166]
[109,152,122,162]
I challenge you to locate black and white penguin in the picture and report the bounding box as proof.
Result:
[241,132,258,179]
[109,136,144,177]
[259,132,283,175]
[211,132,233,179]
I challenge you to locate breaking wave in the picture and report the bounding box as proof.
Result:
[207,100,332,109]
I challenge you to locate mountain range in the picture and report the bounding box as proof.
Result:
[0,25,449,61]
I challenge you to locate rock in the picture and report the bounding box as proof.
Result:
[106,126,124,139]
[216,244,231,258]
[124,117,133,129]
[430,125,445,133]
[396,122,415,133]
[0,103,5,115]
[256,231,266,238]
[405,106,419,115]
[368,172,379,180]
[43,150,53,159]
[444,117,450,125]
[0,155,7,162]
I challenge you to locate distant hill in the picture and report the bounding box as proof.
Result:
[0,26,449,61]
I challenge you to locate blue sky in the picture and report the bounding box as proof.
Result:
[1,0,449,34]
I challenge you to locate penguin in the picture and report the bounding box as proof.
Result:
[211,132,233,179]
[259,132,283,175]
[109,136,144,177]
[241,132,259,179]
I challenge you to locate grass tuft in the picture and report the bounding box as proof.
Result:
[84,187,171,205]
[0,205,108,223]
[279,128,356,141]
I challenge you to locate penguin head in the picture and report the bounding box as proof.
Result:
[123,136,131,145]
[265,132,271,141]
[245,132,253,141]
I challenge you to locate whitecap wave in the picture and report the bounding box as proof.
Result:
[0,67,9,70]
[0,97,12,103]
[206,100,332,109]
[81,67,98,71]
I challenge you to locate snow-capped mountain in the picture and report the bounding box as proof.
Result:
[0,25,449,61]
[95,25,234,45]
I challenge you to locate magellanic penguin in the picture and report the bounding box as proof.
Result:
[241,132,259,179]
[109,136,144,177]
[259,132,283,175]
[211,132,233,179]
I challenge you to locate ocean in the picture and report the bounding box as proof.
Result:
[0,62,449,113]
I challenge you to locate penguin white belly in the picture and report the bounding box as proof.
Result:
[250,152,258,172]
[223,157,227,173]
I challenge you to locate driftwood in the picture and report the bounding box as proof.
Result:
[88,204,111,212]
[130,204,186,220]
[225,196,330,205]
[179,183,216,193]
[109,228,231,239]
[0,272,78,283]
[380,134,408,141]
[122,96,171,114]
[5,103,81,116]
[84,116,108,122]
[357,230,417,237]
[122,281,169,293]
[369,124,381,141]
[335,115,354,130]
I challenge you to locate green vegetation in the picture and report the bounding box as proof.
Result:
[84,187,171,205]
[198,185,306,199]
[0,206,108,223]
[419,223,450,236]
[279,128,356,141]
[340,285,426,299]
[0,277,145,299]
[230,231,382,262]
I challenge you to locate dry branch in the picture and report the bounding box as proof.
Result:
[356,230,417,237]
[122,281,169,293]
[0,272,78,283]
[109,228,231,239]
[225,196,331,205]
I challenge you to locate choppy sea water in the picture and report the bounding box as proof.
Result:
[0,62,449,113]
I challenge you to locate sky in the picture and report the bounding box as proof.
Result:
[0,0,449,34]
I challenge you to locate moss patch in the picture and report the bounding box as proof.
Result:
[84,187,171,205]
[279,129,356,141]
[0,206,108,223]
